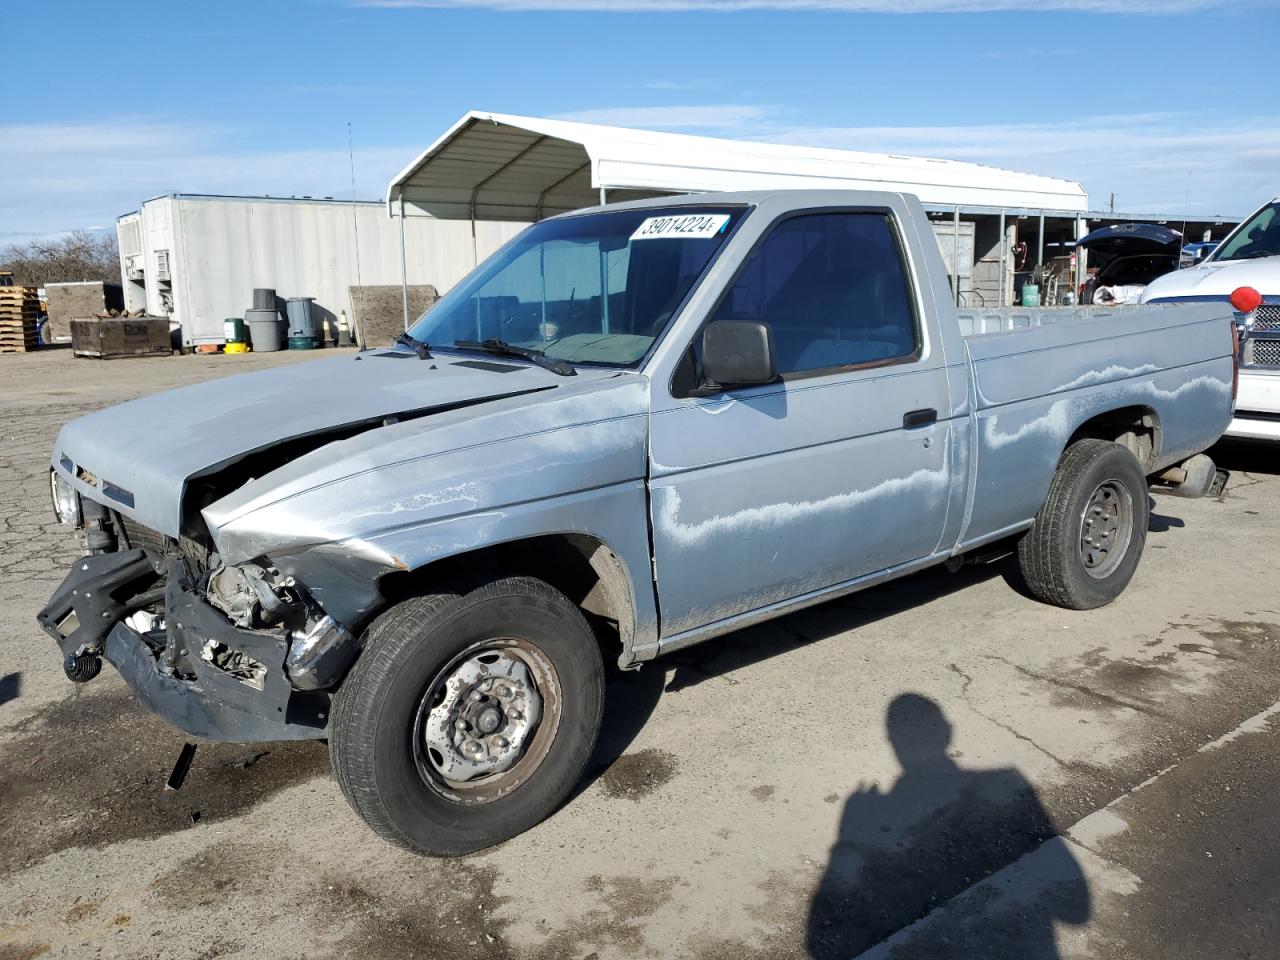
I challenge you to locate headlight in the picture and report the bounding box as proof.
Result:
[50,470,81,527]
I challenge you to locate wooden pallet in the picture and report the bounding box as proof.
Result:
[0,288,40,353]
[0,312,39,352]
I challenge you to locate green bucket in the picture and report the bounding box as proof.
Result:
[224,316,247,343]
[1021,284,1041,307]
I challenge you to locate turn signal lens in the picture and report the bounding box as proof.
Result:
[1229,286,1263,314]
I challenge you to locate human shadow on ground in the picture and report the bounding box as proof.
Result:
[806,694,1090,960]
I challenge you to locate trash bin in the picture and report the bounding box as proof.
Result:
[245,308,283,352]
[285,297,320,349]
[252,288,276,311]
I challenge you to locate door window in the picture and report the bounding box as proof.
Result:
[710,212,919,376]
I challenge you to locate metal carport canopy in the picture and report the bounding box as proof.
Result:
[386,110,1089,222]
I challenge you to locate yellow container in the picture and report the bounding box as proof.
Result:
[224,341,250,354]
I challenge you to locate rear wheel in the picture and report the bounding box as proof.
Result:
[1017,439,1149,610]
[330,576,604,855]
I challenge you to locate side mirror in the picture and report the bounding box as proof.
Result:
[701,320,777,388]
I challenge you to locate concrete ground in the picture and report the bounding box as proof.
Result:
[1,348,1278,960]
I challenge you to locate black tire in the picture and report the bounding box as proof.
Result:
[330,576,604,856]
[1017,439,1149,610]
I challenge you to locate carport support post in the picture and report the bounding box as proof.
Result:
[1075,217,1088,300]
[1037,213,1045,271]
[998,209,1007,307]
[398,195,409,332]
[952,206,961,307]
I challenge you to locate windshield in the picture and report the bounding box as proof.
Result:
[408,206,746,367]
[1213,200,1280,262]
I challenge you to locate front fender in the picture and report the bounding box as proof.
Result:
[207,406,657,662]
[268,480,659,664]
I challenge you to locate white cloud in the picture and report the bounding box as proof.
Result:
[0,118,415,244]
[361,0,1238,11]
[638,80,696,90]
[552,103,781,131]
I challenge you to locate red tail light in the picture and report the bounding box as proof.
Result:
[1229,285,1262,314]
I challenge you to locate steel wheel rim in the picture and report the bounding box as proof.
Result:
[1078,479,1133,580]
[412,637,561,804]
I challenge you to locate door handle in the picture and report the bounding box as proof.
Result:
[903,408,937,429]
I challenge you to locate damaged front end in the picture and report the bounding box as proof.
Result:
[36,489,357,742]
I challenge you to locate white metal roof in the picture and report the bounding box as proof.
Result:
[387,110,1088,221]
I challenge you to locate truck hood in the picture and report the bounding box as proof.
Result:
[1142,257,1280,302]
[51,350,621,537]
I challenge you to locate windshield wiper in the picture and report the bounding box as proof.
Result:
[1237,250,1277,260]
[395,331,433,359]
[453,339,576,377]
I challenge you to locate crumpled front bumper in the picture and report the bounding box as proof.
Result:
[37,551,330,743]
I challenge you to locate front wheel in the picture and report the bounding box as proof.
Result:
[1017,439,1149,610]
[330,577,605,855]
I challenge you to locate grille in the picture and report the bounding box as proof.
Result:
[1253,305,1280,331]
[120,516,169,554]
[118,516,212,568]
[1249,338,1280,368]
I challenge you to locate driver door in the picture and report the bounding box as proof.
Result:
[648,210,953,640]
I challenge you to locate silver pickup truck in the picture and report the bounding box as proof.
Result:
[39,190,1236,855]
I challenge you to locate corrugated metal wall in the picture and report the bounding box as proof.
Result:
[126,196,526,344]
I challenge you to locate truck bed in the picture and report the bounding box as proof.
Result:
[955,305,1126,337]
[951,300,1235,550]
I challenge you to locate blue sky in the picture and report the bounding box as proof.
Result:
[3,0,1278,242]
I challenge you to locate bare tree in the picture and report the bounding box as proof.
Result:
[0,231,120,287]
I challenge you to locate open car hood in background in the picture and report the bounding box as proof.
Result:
[1076,223,1183,257]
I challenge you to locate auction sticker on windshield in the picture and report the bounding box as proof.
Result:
[630,213,731,242]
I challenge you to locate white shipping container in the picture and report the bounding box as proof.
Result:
[117,194,526,346]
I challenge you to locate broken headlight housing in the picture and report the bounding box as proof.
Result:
[50,470,81,527]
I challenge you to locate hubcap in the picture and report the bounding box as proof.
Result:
[421,649,543,783]
[1078,479,1133,579]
